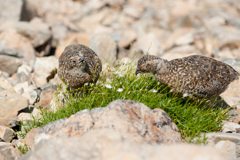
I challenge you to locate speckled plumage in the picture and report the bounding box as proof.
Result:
[58,44,102,89]
[136,55,239,99]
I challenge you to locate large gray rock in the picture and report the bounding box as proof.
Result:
[89,34,117,66]
[0,0,23,24]
[34,100,181,145]
[22,129,224,160]
[0,142,22,160]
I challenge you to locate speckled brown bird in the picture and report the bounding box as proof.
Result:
[58,44,102,89]
[136,55,239,99]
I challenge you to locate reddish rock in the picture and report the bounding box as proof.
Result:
[37,84,58,108]
[35,99,181,145]
[24,128,39,148]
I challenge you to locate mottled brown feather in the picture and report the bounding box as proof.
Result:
[58,44,102,89]
[136,55,239,98]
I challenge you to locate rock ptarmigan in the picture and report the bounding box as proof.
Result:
[136,55,239,99]
[58,44,102,90]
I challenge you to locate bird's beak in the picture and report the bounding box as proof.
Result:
[135,70,141,75]
[81,57,86,63]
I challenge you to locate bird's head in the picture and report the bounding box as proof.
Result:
[136,55,167,75]
[69,56,87,72]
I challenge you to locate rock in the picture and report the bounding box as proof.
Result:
[132,33,163,56]
[204,132,240,145]
[29,18,52,47]
[0,125,16,142]
[0,45,21,57]
[118,29,137,48]
[220,78,240,107]
[102,11,119,27]
[33,56,58,86]
[0,29,35,65]
[0,55,24,76]
[22,0,84,23]
[206,16,226,27]
[222,58,240,74]
[89,34,117,66]
[123,5,144,19]
[0,142,22,160]
[164,45,198,56]
[105,0,126,8]
[78,9,108,33]
[11,64,33,86]
[18,113,33,122]
[0,20,52,49]
[51,23,68,46]
[215,140,237,160]
[161,52,196,61]
[175,32,195,46]
[37,84,58,108]
[165,28,195,50]
[210,26,240,49]
[0,71,10,80]
[55,32,91,58]
[14,82,38,105]
[0,0,23,24]
[18,107,42,122]
[49,90,65,112]
[234,106,240,124]
[8,120,21,131]
[0,90,29,126]
[23,129,224,160]
[222,122,240,133]
[34,99,181,145]
[23,128,39,148]
[0,77,14,91]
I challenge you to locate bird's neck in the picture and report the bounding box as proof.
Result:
[152,59,169,74]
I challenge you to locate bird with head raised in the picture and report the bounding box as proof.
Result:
[136,55,239,99]
[58,44,102,90]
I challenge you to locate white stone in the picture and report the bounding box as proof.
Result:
[215,140,237,160]
[222,121,240,133]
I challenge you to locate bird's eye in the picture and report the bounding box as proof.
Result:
[72,60,76,63]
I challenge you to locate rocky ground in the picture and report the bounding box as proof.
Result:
[0,0,240,159]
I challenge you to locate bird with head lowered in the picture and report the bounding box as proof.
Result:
[136,55,239,100]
